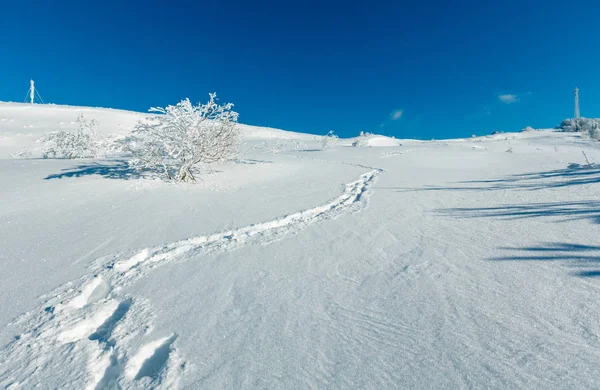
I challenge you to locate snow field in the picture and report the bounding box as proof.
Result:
[2,102,600,388]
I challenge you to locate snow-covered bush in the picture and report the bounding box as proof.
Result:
[10,147,32,159]
[352,131,373,147]
[260,137,302,154]
[321,130,338,149]
[520,126,535,132]
[352,138,367,147]
[557,118,600,133]
[127,94,240,182]
[39,115,101,159]
[590,124,600,140]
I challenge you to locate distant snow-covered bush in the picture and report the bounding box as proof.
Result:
[557,117,600,133]
[321,130,338,149]
[352,138,368,147]
[352,132,369,147]
[39,115,101,159]
[126,94,240,182]
[590,124,600,140]
[10,147,33,159]
[259,137,303,154]
[520,126,535,132]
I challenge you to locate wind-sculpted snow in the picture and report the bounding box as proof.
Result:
[0,169,380,390]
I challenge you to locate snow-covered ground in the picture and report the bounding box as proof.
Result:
[1,102,600,389]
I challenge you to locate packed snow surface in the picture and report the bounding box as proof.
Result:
[2,102,600,389]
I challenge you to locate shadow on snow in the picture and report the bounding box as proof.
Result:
[44,160,151,180]
[435,201,600,224]
[491,242,600,278]
[394,163,600,193]
[44,158,272,180]
[419,163,600,277]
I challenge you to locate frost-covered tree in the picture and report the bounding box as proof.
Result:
[127,94,240,182]
[39,115,100,159]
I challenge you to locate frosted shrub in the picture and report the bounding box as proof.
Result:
[557,118,600,133]
[557,119,576,132]
[10,147,32,159]
[40,115,100,159]
[127,94,240,182]
[321,130,338,149]
[590,124,600,141]
[352,131,371,147]
[520,126,535,132]
[352,137,368,148]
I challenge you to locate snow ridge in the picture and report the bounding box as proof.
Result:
[0,169,380,390]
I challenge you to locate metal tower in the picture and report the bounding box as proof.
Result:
[24,80,44,104]
[29,80,35,104]
[574,87,580,119]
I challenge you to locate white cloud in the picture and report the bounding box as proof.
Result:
[390,109,403,120]
[498,94,518,104]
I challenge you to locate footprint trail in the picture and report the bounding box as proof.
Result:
[0,169,380,389]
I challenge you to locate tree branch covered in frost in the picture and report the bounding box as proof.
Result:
[126,94,240,182]
[39,115,102,159]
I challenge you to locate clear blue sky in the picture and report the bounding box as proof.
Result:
[1,0,599,139]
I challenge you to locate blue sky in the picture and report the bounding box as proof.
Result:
[1,0,599,139]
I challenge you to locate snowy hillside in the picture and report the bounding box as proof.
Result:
[2,102,600,389]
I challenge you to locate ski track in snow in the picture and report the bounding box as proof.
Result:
[0,169,381,390]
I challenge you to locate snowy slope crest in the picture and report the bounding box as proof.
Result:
[0,102,316,158]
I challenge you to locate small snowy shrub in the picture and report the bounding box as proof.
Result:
[39,115,100,159]
[269,138,287,154]
[590,124,600,141]
[352,139,366,147]
[262,137,302,154]
[520,126,535,132]
[321,130,338,149]
[10,147,32,159]
[352,131,373,147]
[127,94,240,182]
[352,138,368,148]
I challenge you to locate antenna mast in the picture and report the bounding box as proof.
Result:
[30,80,35,104]
[574,87,580,120]
[24,79,44,104]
